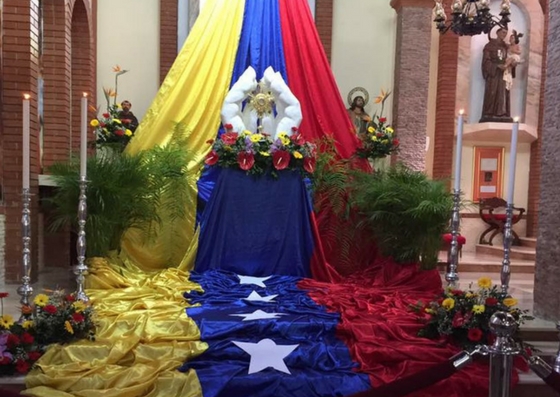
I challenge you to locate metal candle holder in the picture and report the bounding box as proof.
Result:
[17,188,33,321]
[554,321,560,373]
[74,176,90,302]
[500,203,514,295]
[445,188,461,287]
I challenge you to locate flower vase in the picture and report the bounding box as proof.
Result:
[96,143,124,162]
[370,156,389,172]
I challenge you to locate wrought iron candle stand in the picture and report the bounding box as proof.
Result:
[74,176,90,302]
[500,203,514,295]
[17,188,34,321]
[445,188,461,287]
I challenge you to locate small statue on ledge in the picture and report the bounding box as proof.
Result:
[347,87,371,135]
[480,28,513,123]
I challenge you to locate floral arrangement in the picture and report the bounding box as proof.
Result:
[90,65,134,148]
[415,277,533,350]
[0,290,95,375]
[355,89,399,160]
[205,124,317,177]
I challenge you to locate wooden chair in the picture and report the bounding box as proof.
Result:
[478,197,525,246]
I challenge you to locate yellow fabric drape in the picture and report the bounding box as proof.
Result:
[121,0,246,271]
[23,256,207,397]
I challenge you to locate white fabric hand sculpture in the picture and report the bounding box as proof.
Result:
[262,67,302,139]
[221,66,258,133]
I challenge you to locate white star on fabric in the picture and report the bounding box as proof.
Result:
[233,339,299,374]
[243,291,278,302]
[237,275,272,287]
[230,309,286,321]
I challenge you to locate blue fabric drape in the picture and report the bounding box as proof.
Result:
[194,169,313,277]
[180,271,371,397]
[196,0,289,223]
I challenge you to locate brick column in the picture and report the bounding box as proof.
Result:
[390,0,433,171]
[160,0,178,84]
[1,0,41,282]
[534,0,559,321]
[315,0,333,63]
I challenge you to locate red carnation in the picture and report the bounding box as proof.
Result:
[467,328,483,342]
[72,312,85,323]
[21,333,34,345]
[43,304,57,314]
[303,157,316,173]
[272,150,290,170]
[392,138,399,146]
[15,359,30,374]
[485,297,499,306]
[221,132,238,145]
[205,151,219,166]
[7,334,20,348]
[28,351,42,361]
[237,152,255,171]
[224,123,233,131]
[115,129,124,136]
[65,294,75,302]
[0,292,8,298]
[102,113,109,118]
[379,117,387,123]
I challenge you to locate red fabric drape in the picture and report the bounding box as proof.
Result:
[299,260,497,397]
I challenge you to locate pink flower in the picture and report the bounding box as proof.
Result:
[237,152,255,171]
[272,150,290,170]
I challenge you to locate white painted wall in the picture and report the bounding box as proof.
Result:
[96,0,160,120]
[331,0,396,119]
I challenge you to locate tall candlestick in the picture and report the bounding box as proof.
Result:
[22,94,31,190]
[453,110,464,192]
[80,93,88,178]
[506,118,519,204]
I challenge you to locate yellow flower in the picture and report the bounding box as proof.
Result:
[442,298,455,311]
[424,308,435,314]
[242,130,252,136]
[465,293,475,299]
[374,88,391,104]
[125,129,133,137]
[367,126,375,134]
[280,136,291,146]
[371,136,378,141]
[503,298,518,307]
[472,304,485,314]
[22,320,34,329]
[0,315,14,329]
[278,132,288,139]
[293,151,303,159]
[250,134,263,143]
[112,118,122,125]
[90,119,100,127]
[382,139,389,144]
[477,277,492,289]
[73,301,87,313]
[64,320,74,334]
[386,127,394,134]
[34,294,49,307]
[259,151,270,157]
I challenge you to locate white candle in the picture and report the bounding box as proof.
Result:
[506,118,519,204]
[453,110,464,192]
[80,93,88,178]
[22,94,31,190]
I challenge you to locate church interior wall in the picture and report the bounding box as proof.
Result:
[96,0,161,120]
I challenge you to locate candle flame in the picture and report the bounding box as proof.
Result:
[513,117,519,123]
[83,92,88,97]
[459,109,464,115]
[23,94,30,100]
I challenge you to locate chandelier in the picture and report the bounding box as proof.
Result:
[433,0,511,36]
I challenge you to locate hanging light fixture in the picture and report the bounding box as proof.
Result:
[433,0,512,36]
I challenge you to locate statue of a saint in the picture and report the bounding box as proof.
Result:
[347,95,371,135]
[480,28,513,123]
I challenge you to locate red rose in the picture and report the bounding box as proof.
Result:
[100,122,106,128]
[43,304,57,314]
[28,351,42,361]
[21,333,34,345]
[467,328,483,342]
[224,123,233,131]
[221,132,238,145]
[0,292,8,298]
[15,359,30,374]
[72,312,85,323]
[102,113,110,118]
[303,157,316,173]
[237,152,255,171]
[65,294,75,302]
[115,129,124,136]
[7,334,20,348]
[0,357,11,365]
[379,117,387,123]
[392,138,399,146]
[205,151,219,166]
[452,312,465,327]
[485,297,498,306]
[272,150,290,170]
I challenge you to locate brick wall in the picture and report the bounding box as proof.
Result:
[315,0,333,62]
[160,0,178,84]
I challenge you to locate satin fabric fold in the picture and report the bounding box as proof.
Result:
[23,256,207,397]
[180,271,371,397]
[119,0,246,271]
